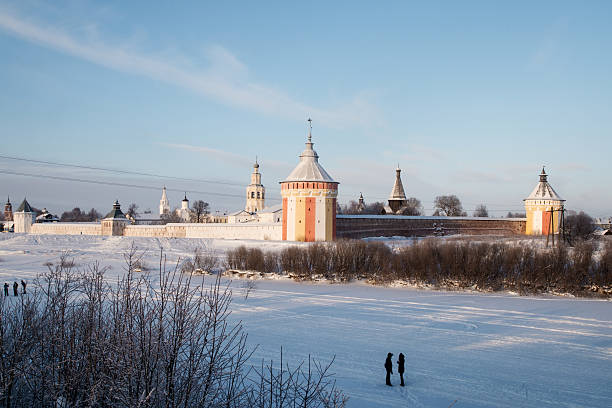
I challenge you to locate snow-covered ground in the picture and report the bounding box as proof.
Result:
[0,234,610,407]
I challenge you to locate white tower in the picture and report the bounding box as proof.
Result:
[246,159,265,212]
[13,198,34,233]
[159,186,170,216]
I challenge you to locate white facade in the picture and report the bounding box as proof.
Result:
[159,187,170,215]
[246,160,265,212]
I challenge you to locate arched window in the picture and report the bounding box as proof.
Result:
[251,192,255,198]
[262,192,265,199]
[257,192,260,199]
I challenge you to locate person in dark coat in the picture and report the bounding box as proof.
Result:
[384,352,393,386]
[3,282,8,296]
[13,281,19,296]
[21,280,27,294]
[397,353,405,386]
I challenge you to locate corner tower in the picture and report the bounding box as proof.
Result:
[524,167,565,235]
[280,119,338,242]
[246,159,265,212]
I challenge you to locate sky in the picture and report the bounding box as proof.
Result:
[0,0,611,218]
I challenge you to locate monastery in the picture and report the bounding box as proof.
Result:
[3,119,572,241]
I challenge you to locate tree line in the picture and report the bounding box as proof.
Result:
[226,238,612,297]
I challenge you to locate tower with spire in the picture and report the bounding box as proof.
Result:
[177,193,191,222]
[4,196,12,222]
[246,158,265,212]
[524,167,565,235]
[159,186,170,216]
[384,165,409,214]
[280,119,339,241]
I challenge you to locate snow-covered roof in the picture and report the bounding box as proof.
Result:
[389,166,407,201]
[256,204,283,214]
[228,209,252,217]
[283,129,337,183]
[524,168,564,201]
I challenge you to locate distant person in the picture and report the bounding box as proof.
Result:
[21,280,27,294]
[3,282,8,296]
[385,352,393,386]
[397,353,405,386]
[13,281,18,296]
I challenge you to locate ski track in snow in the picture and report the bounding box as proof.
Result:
[0,234,611,407]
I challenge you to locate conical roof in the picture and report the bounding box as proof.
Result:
[388,166,407,200]
[16,198,33,212]
[104,200,127,219]
[283,126,336,183]
[524,168,564,201]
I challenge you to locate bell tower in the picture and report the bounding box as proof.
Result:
[246,159,265,212]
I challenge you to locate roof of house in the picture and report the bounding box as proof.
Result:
[283,128,337,183]
[228,209,252,217]
[16,198,33,212]
[524,168,564,201]
[256,204,283,214]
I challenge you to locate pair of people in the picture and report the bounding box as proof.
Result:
[3,280,26,296]
[384,352,405,386]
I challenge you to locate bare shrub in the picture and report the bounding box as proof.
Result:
[1,248,346,407]
[193,244,218,273]
[242,279,257,300]
[248,349,348,408]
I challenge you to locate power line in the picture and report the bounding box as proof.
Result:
[0,154,251,188]
[0,169,280,202]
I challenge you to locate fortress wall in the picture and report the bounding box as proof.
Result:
[336,215,526,239]
[30,223,101,235]
[123,225,176,237]
[182,223,282,240]
[123,223,281,240]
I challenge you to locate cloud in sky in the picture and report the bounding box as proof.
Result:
[160,142,290,170]
[0,7,381,129]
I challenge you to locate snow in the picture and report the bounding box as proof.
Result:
[0,233,610,407]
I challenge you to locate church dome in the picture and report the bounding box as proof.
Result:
[283,124,337,183]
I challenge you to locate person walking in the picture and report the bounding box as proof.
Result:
[384,352,393,386]
[3,282,8,296]
[13,281,19,296]
[21,280,27,295]
[397,353,405,386]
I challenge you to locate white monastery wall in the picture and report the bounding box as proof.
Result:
[183,223,282,240]
[31,222,101,235]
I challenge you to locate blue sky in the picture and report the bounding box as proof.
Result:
[0,0,611,217]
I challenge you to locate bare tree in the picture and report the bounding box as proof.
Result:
[473,204,488,217]
[191,200,210,223]
[126,203,139,219]
[404,197,424,216]
[161,211,182,224]
[433,195,467,216]
[565,211,596,242]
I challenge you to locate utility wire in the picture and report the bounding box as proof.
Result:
[0,169,281,202]
[0,154,250,187]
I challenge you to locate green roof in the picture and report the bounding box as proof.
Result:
[16,198,33,212]
[104,200,127,219]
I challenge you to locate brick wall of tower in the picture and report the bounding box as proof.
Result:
[281,182,338,242]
